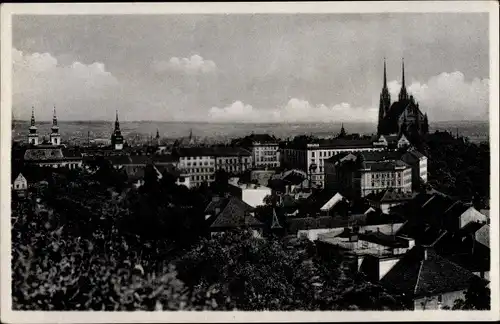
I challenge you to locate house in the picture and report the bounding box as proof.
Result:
[249,134,280,169]
[366,189,416,214]
[373,133,411,149]
[205,196,264,237]
[379,246,486,310]
[315,225,411,282]
[12,173,28,197]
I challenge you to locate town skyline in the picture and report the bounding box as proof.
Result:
[12,13,489,123]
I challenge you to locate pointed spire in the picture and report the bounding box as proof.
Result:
[401,58,406,88]
[156,128,160,139]
[271,208,282,229]
[114,109,121,131]
[383,57,388,88]
[52,105,58,127]
[398,58,409,102]
[30,106,36,127]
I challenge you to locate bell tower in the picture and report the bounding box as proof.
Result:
[50,106,61,146]
[111,110,124,150]
[27,106,39,146]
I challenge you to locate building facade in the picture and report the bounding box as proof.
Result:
[252,141,280,169]
[174,146,252,187]
[324,151,412,198]
[281,139,385,188]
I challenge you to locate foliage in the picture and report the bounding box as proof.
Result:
[175,231,407,311]
[420,131,490,209]
[452,282,491,310]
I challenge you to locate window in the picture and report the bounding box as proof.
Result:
[438,295,442,303]
[311,152,315,158]
[15,184,19,189]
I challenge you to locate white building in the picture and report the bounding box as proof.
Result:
[12,173,28,191]
[281,139,385,188]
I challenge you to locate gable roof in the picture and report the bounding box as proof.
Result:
[209,197,262,229]
[320,192,346,211]
[380,246,481,298]
[475,224,489,248]
[24,147,64,161]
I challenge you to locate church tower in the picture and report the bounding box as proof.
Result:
[27,106,39,146]
[111,110,124,150]
[155,128,160,146]
[398,58,409,102]
[50,106,61,146]
[377,58,391,135]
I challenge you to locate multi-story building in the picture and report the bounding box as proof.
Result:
[174,146,252,187]
[401,147,428,187]
[24,145,83,169]
[324,151,412,197]
[252,139,280,169]
[280,138,385,188]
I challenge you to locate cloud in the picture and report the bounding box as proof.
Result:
[207,99,377,123]
[388,71,489,121]
[12,48,119,120]
[152,55,217,75]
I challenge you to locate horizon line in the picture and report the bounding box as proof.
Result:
[11,119,490,124]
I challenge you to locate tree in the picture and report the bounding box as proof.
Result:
[453,281,490,310]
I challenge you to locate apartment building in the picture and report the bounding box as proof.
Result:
[324,151,412,198]
[174,146,252,187]
[280,138,385,188]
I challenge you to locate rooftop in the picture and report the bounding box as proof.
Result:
[175,146,251,157]
[379,246,484,298]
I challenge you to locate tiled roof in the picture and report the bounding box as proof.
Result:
[24,147,64,161]
[209,197,262,229]
[380,246,481,298]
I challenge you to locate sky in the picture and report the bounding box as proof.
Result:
[12,13,490,123]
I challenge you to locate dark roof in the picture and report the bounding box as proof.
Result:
[153,154,179,163]
[176,146,251,157]
[362,160,409,171]
[24,147,64,161]
[316,138,375,149]
[359,231,406,248]
[366,189,416,203]
[282,171,307,186]
[209,197,262,229]
[380,246,482,298]
[287,214,367,233]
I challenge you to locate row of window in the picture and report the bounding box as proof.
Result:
[188,167,215,174]
[192,175,214,181]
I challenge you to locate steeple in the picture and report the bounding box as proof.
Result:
[52,106,58,127]
[377,58,392,135]
[114,109,120,131]
[398,58,409,102]
[50,105,61,146]
[28,106,39,146]
[383,58,388,89]
[111,110,124,150]
[30,106,36,128]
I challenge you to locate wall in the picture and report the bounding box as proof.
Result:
[414,290,465,310]
[379,258,400,280]
[241,186,272,207]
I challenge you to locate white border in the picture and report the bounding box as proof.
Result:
[1,2,499,323]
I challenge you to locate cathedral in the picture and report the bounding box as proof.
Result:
[377,59,429,138]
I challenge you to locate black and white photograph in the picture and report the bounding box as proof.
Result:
[1,2,498,322]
